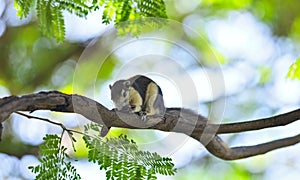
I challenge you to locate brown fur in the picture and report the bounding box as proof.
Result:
[110,75,165,116]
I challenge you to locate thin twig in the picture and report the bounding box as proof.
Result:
[15,111,78,150]
[15,112,69,131]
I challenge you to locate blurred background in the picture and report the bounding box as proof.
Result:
[1,0,300,179]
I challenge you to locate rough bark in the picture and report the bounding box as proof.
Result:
[1,91,300,160]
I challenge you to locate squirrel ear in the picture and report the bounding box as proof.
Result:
[123,80,131,88]
[109,84,112,89]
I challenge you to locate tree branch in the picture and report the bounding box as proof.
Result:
[216,109,300,134]
[0,123,2,142]
[0,91,299,160]
[14,111,76,141]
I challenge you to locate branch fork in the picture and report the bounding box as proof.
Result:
[1,91,300,160]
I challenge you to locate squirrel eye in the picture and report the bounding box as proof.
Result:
[122,91,127,97]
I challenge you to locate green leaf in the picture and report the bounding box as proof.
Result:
[29,134,81,180]
[15,0,168,41]
[287,58,300,80]
[14,0,34,18]
[83,123,177,179]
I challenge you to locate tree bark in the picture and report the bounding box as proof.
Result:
[1,91,300,160]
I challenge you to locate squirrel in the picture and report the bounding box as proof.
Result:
[101,75,166,137]
[104,75,212,141]
[109,75,166,118]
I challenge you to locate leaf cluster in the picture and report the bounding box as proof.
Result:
[83,123,177,179]
[28,123,176,179]
[15,0,89,42]
[28,134,81,180]
[14,0,168,42]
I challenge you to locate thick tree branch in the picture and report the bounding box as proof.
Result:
[0,91,300,160]
[215,109,300,134]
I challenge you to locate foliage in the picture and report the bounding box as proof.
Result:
[15,0,89,42]
[287,58,300,80]
[28,124,176,179]
[2,0,300,179]
[83,123,177,179]
[28,134,81,180]
[14,0,168,42]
